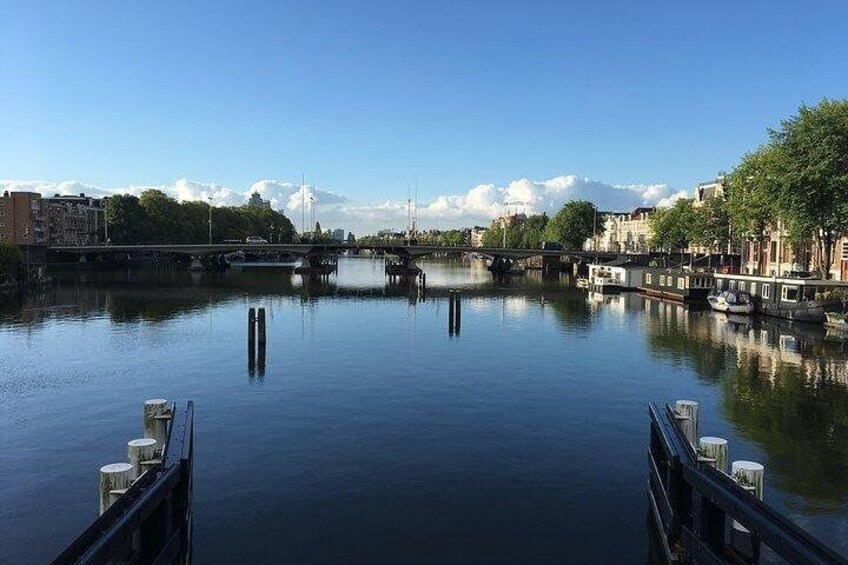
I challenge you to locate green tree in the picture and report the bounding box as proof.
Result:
[649,199,696,251]
[139,190,186,243]
[0,242,22,279]
[104,194,149,244]
[691,195,731,252]
[769,99,848,278]
[726,145,782,258]
[543,200,599,250]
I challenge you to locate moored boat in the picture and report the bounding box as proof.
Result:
[637,268,714,303]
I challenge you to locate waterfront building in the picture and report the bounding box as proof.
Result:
[43,193,105,246]
[330,228,345,242]
[587,207,655,253]
[470,226,487,248]
[693,174,726,206]
[0,191,47,245]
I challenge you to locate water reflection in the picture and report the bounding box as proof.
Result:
[636,297,848,511]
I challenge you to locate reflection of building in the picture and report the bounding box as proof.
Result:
[248,191,272,209]
[470,226,487,248]
[0,191,47,245]
[589,208,655,252]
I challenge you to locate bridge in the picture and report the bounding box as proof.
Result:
[49,243,621,275]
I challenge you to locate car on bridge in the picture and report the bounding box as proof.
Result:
[245,236,268,244]
[541,241,563,250]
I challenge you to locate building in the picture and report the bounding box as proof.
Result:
[248,191,271,209]
[470,226,487,248]
[0,191,46,245]
[43,193,105,246]
[693,174,726,206]
[330,228,345,242]
[589,208,655,253]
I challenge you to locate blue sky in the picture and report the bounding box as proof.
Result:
[2,1,848,230]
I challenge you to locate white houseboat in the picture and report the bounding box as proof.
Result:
[713,273,848,323]
[587,263,645,294]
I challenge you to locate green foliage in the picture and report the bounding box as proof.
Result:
[542,201,599,249]
[0,242,22,277]
[104,192,295,244]
[726,144,782,242]
[691,196,731,251]
[770,99,848,277]
[481,214,548,248]
[649,199,697,251]
[105,194,149,244]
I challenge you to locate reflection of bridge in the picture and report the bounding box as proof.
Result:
[50,243,620,275]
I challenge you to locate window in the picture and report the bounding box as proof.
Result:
[782,285,799,302]
[770,241,777,261]
[842,241,848,261]
[762,284,770,299]
[645,273,652,285]
[0,233,4,239]
[750,282,757,296]
[729,280,737,290]
[739,281,746,291]
[677,277,686,290]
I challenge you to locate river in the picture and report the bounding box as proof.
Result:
[1,257,847,563]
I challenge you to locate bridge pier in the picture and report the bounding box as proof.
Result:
[188,256,205,271]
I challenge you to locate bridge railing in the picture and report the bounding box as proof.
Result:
[648,402,845,565]
[51,401,194,565]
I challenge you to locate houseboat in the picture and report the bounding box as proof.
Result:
[713,273,848,323]
[637,268,714,303]
[587,263,645,293]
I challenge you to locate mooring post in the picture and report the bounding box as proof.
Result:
[127,438,158,480]
[674,399,699,447]
[730,460,765,558]
[448,290,455,334]
[257,307,266,373]
[248,307,256,370]
[99,462,134,515]
[698,436,728,472]
[143,399,170,454]
[454,291,461,333]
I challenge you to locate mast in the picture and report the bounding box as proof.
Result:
[301,173,305,242]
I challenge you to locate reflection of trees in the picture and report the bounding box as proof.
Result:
[547,293,593,331]
[722,356,848,510]
[643,300,848,510]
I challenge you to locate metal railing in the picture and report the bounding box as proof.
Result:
[647,402,845,564]
[52,401,194,565]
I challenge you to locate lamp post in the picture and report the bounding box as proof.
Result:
[207,196,213,244]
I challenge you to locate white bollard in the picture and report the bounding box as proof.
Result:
[144,399,170,454]
[699,437,729,473]
[731,460,765,541]
[99,463,134,515]
[674,400,699,446]
[127,438,158,480]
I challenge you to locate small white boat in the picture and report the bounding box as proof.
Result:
[591,271,624,293]
[825,312,848,331]
[707,290,754,314]
[576,277,590,289]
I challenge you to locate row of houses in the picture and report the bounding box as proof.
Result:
[0,191,106,247]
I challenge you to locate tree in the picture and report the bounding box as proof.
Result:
[346,232,356,244]
[104,194,149,244]
[0,242,22,279]
[769,99,848,278]
[649,199,696,251]
[543,200,600,250]
[139,190,186,243]
[691,195,731,252]
[726,144,783,270]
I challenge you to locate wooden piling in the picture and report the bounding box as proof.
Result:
[257,307,266,346]
[127,438,158,480]
[698,436,728,472]
[143,399,169,454]
[99,462,134,515]
[248,307,256,348]
[674,400,699,447]
[448,290,455,334]
[454,291,461,333]
[731,459,765,555]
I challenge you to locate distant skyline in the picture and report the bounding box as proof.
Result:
[3,1,848,231]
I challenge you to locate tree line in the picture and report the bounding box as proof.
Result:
[481,200,604,250]
[649,98,848,278]
[105,190,296,245]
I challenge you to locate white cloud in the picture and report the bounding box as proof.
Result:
[1,174,691,234]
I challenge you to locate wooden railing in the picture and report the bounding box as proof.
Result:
[51,401,194,565]
[648,402,845,564]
